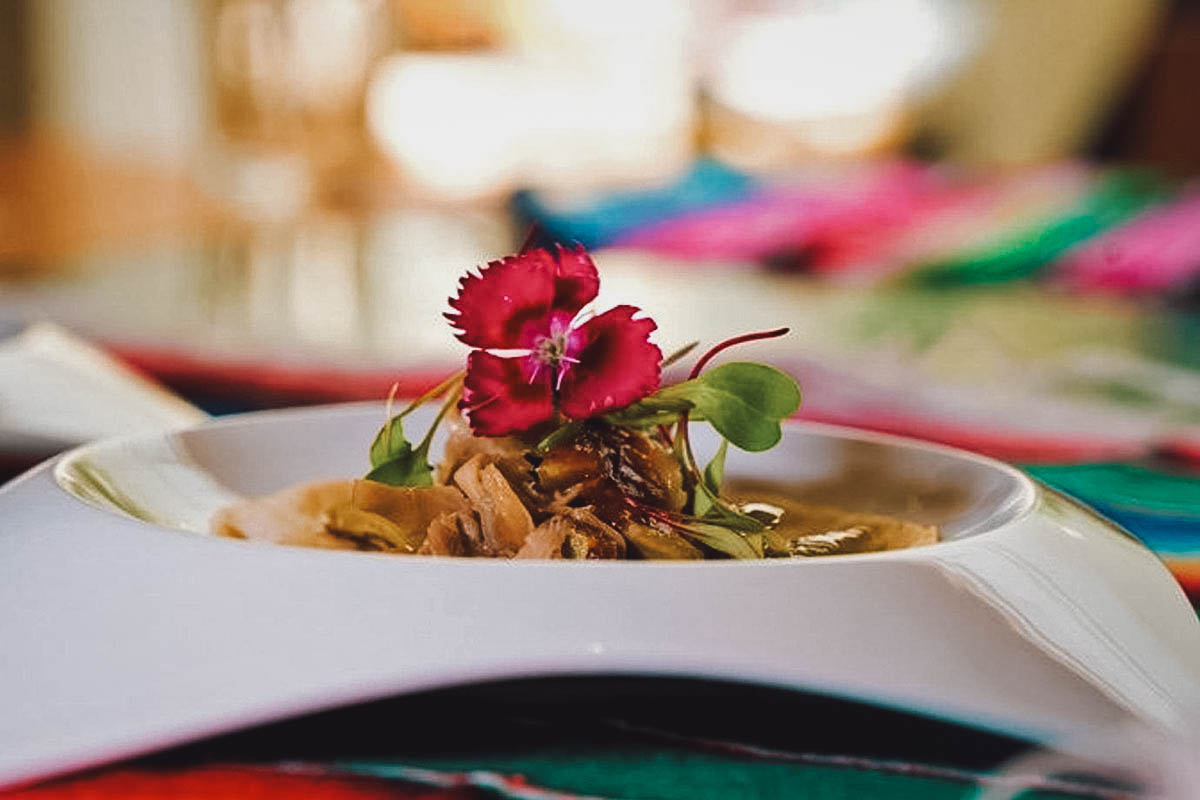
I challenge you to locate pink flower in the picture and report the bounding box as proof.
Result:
[447,244,661,436]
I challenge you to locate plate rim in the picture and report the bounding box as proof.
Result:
[49,400,1043,567]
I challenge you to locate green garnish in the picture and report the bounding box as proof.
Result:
[366,373,462,487]
[365,327,801,559]
[610,361,800,452]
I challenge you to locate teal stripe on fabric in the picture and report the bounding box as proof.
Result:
[908,172,1168,287]
[1025,462,1200,517]
[1025,462,1200,557]
[333,747,1092,800]
[513,159,758,248]
[1090,505,1200,557]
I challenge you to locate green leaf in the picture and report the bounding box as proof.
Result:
[679,523,763,559]
[700,501,765,533]
[693,439,727,516]
[369,371,464,469]
[609,362,799,451]
[367,416,434,486]
[369,416,410,468]
[365,374,462,488]
[690,362,800,452]
[365,443,434,487]
[703,438,728,495]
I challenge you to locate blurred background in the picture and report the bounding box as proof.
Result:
[2,0,1200,590]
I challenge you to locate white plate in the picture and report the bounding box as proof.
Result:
[2,403,1199,788]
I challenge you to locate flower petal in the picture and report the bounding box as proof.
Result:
[558,305,661,419]
[446,251,555,348]
[445,245,599,349]
[549,243,600,316]
[460,351,555,436]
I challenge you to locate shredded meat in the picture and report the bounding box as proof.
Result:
[213,480,469,552]
[514,516,571,559]
[514,508,627,559]
[437,414,528,484]
[534,423,686,528]
[421,511,479,556]
[213,480,356,549]
[213,419,940,559]
[452,455,535,555]
[351,482,470,533]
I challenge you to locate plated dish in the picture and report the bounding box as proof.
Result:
[212,241,936,561]
[212,412,938,560]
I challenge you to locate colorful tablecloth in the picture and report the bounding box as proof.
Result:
[4,679,1124,800]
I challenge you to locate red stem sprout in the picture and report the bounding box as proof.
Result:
[688,327,790,380]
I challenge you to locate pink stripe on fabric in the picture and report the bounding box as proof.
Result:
[796,406,1150,464]
[612,163,947,263]
[1054,189,1200,294]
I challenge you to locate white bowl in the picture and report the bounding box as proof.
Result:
[1,402,1198,788]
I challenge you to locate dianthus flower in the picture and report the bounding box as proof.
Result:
[447,244,661,436]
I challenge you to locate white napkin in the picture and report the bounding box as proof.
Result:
[0,322,207,453]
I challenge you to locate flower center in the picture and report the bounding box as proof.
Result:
[533,331,570,367]
[528,318,580,389]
